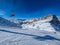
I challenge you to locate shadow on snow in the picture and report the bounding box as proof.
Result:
[0,29,60,41]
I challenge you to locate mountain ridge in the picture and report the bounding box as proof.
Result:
[0,14,60,32]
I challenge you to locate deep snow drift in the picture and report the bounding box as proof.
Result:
[0,14,60,45]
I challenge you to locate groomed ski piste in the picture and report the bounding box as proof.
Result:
[0,15,60,45]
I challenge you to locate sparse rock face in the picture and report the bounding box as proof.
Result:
[41,14,53,21]
[43,14,60,26]
[43,14,53,19]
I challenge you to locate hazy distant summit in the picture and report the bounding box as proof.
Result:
[0,17,21,27]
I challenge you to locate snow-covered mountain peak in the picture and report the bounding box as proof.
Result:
[0,14,60,32]
[40,14,60,25]
[21,14,60,32]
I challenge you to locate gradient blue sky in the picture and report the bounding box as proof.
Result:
[0,0,60,18]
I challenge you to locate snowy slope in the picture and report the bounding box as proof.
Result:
[0,17,21,28]
[0,27,60,45]
[0,14,60,45]
[22,18,59,32]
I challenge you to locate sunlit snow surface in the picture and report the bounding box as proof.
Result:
[0,18,60,45]
[0,26,60,45]
[22,19,56,32]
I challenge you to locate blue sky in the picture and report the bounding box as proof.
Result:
[0,0,60,18]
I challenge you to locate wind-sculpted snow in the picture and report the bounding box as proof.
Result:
[0,28,60,45]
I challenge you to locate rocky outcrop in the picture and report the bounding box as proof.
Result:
[42,14,60,26]
[49,14,60,26]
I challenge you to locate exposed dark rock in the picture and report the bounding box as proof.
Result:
[43,14,60,31]
[43,14,60,26]
[49,14,60,26]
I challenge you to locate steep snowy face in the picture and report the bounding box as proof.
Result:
[22,20,55,32]
[0,17,21,27]
[22,14,60,32]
